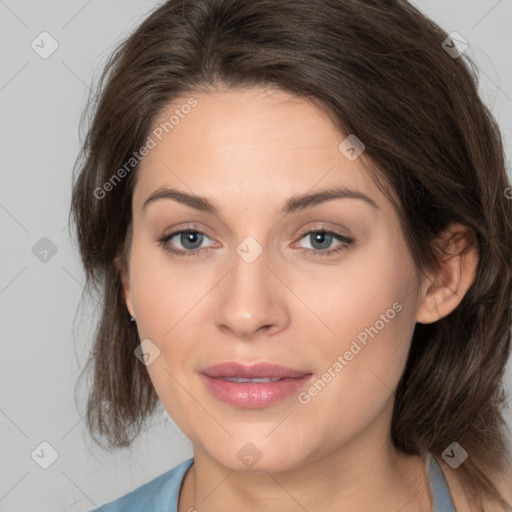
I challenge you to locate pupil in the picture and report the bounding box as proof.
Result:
[183,231,202,249]
[312,232,331,250]
[179,232,333,251]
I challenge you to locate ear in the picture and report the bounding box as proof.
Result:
[416,223,479,324]
[114,252,135,319]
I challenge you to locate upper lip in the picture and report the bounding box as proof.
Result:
[200,362,312,379]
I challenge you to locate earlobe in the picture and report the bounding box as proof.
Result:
[415,225,479,325]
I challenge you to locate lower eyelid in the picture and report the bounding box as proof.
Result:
[296,230,353,246]
[297,235,353,260]
[159,228,353,255]
[163,230,214,248]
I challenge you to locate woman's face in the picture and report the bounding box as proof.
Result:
[122,86,424,472]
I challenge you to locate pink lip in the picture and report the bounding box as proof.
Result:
[200,362,313,408]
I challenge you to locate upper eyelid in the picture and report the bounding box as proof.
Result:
[162,219,352,236]
[162,226,353,246]
[160,228,353,261]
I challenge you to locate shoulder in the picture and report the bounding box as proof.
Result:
[438,456,512,512]
[88,457,194,512]
[492,460,512,511]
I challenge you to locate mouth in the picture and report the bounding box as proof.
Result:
[199,362,314,408]
[220,376,283,382]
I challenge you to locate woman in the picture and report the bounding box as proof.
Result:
[70,0,512,510]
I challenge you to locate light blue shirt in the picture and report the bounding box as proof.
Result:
[89,458,194,512]
[426,451,457,511]
[90,452,455,511]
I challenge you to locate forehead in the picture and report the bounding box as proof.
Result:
[132,87,389,217]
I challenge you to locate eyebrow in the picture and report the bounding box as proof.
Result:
[142,186,379,215]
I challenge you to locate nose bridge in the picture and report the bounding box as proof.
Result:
[214,235,288,338]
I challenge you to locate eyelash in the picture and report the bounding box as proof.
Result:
[157,228,354,259]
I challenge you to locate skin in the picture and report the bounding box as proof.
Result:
[120,86,481,511]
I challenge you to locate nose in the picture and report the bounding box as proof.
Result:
[214,245,289,340]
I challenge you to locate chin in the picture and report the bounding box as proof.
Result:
[198,434,313,474]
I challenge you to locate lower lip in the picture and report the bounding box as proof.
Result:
[200,374,313,408]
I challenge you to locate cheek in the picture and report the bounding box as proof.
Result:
[295,236,419,405]
[127,241,203,434]
[127,239,209,397]
[296,235,417,356]
[128,239,205,337]
[129,223,419,427]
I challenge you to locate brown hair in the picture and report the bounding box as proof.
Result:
[70,0,512,508]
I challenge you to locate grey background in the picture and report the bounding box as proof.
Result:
[0,1,511,510]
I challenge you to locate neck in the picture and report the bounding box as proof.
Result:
[178,436,431,512]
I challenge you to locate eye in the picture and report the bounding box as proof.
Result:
[296,229,354,257]
[158,229,216,257]
[157,227,354,259]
